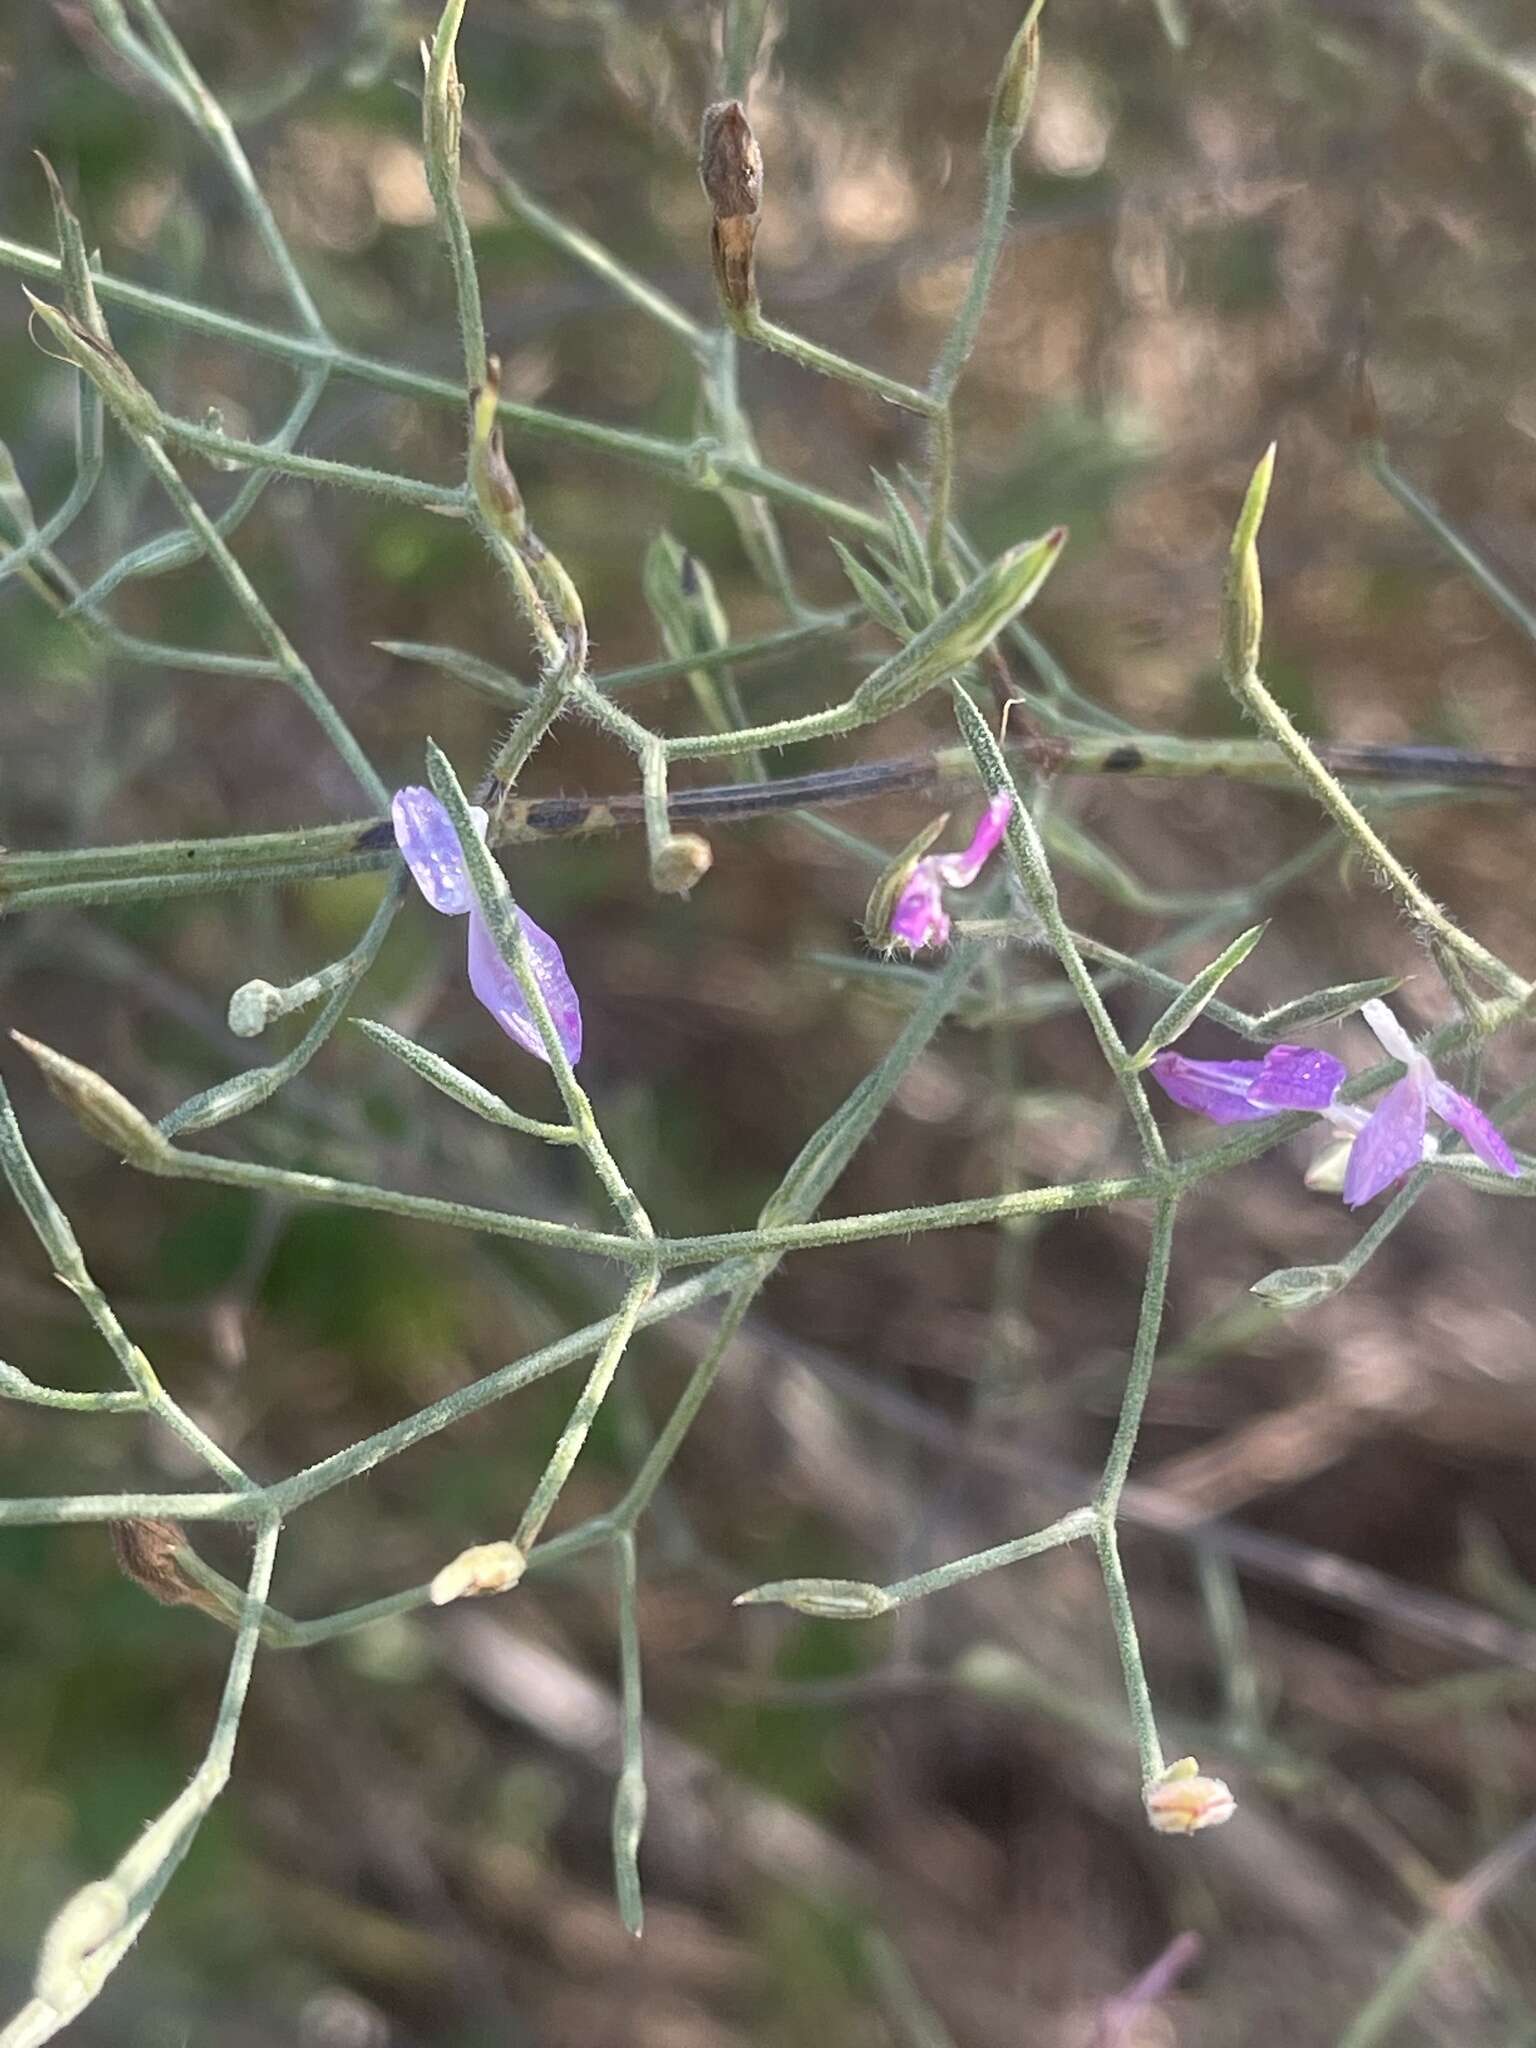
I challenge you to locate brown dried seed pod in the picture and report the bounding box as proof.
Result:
[110,1518,217,1612]
[699,100,762,222]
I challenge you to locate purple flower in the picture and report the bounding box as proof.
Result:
[466,897,583,1066]
[1150,999,1520,1209]
[889,795,1012,952]
[1332,1000,1518,1208]
[391,785,582,1066]
[1150,1045,1346,1125]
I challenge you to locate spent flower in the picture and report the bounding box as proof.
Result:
[391,786,582,1065]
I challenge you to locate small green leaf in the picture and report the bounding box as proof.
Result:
[1250,976,1401,1044]
[829,539,908,636]
[1127,924,1267,1069]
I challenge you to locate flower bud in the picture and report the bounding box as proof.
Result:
[853,528,1066,718]
[34,1878,130,2010]
[226,979,281,1039]
[36,152,106,339]
[110,1518,220,1615]
[1143,1757,1236,1836]
[733,1576,896,1620]
[643,531,729,661]
[11,1031,171,1166]
[1222,444,1274,683]
[1249,1262,1348,1310]
[650,832,714,895]
[469,358,528,544]
[24,293,158,435]
[700,100,762,319]
[429,1539,526,1606]
[990,3,1046,144]
[421,1,466,190]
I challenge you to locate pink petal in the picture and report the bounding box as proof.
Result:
[935,794,1012,888]
[1246,1046,1347,1113]
[1342,1067,1428,1208]
[467,906,583,1066]
[1150,1051,1273,1124]
[1429,1080,1520,1178]
[392,785,477,915]
[888,863,951,951]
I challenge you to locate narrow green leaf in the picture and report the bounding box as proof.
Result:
[1250,976,1401,1044]
[829,538,908,636]
[1127,924,1268,1069]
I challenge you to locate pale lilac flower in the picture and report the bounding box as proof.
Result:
[391,785,487,914]
[391,785,582,1066]
[1333,999,1518,1208]
[888,794,1012,951]
[1150,1044,1346,1125]
[466,899,583,1065]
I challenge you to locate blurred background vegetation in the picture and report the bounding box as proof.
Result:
[3,0,1536,2041]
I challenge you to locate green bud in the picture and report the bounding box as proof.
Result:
[35,152,106,339]
[1222,444,1274,682]
[853,527,1066,718]
[468,358,527,542]
[643,532,729,661]
[733,1576,896,1620]
[23,294,158,435]
[1249,1262,1348,1311]
[421,0,467,191]
[990,2,1047,144]
[11,1032,171,1166]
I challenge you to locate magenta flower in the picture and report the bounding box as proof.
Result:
[1330,999,1518,1208]
[1150,1044,1347,1124]
[391,786,582,1066]
[889,794,1012,951]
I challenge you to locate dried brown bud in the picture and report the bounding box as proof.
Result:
[430,1539,526,1606]
[110,1519,220,1614]
[650,832,714,896]
[700,100,762,319]
[700,100,763,220]
[1143,1757,1237,1836]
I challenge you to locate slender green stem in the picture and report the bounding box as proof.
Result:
[1096,1197,1178,1516]
[952,684,1170,1167]
[880,1507,1095,1610]
[739,309,939,417]
[513,1272,655,1554]
[8,1520,279,2044]
[1096,1517,1165,1786]
[611,1530,648,1938]
[0,1079,252,1490]
[125,434,387,805]
[1365,445,1536,651]
[0,238,884,537]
